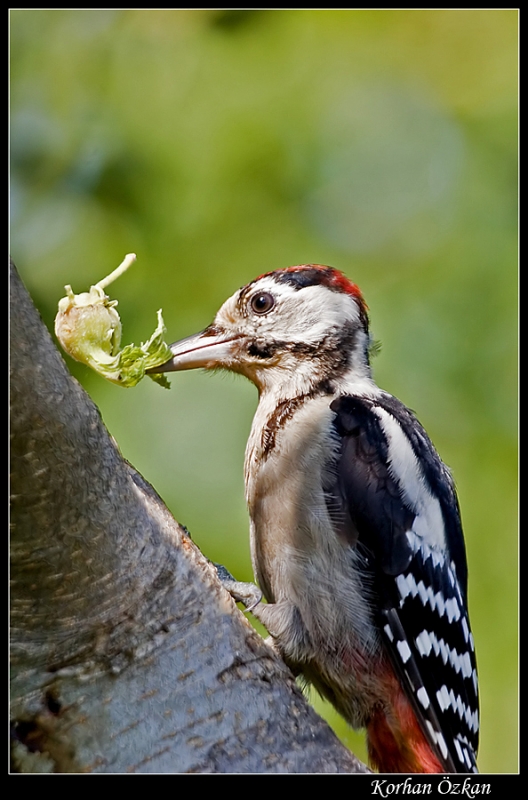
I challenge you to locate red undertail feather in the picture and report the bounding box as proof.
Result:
[367,668,444,774]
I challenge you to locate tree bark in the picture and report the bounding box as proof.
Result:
[9,261,367,774]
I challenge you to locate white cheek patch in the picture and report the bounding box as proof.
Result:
[278,287,361,344]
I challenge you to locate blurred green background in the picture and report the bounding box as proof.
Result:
[10,10,517,773]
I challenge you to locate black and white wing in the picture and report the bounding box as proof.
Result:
[330,394,479,773]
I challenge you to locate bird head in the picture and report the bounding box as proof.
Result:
[154,265,372,397]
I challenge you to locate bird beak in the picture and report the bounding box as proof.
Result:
[150,326,242,373]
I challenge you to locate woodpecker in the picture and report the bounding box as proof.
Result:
[155,265,479,773]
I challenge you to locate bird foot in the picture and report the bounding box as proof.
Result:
[213,563,262,612]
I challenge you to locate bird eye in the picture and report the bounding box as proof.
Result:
[250,292,275,315]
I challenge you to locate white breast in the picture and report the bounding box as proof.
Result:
[244,393,378,658]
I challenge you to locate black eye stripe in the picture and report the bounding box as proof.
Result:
[250,292,275,315]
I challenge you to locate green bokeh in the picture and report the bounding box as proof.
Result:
[10,9,518,773]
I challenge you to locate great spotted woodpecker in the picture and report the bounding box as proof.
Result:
[154,265,479,773]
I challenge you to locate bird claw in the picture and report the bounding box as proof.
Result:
[212,562,262,612]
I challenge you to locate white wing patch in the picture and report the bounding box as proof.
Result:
[375,407,446,550]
